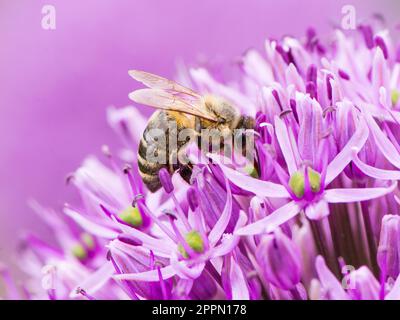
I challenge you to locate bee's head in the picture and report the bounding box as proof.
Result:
[241,115,255,130]
[203,96,237,126]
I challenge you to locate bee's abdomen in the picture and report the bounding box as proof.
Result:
[138,142,167,193]
[138,165,164,192]
[137,111,175,192]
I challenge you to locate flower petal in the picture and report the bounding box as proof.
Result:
[242,49,274,85]
[385,274,400,300]
[305,199,329,220]
[315,256,349,300]
[208,177,232,246]
[107,106,147,148]
[324,182,397,203]
[69,261,115,298]
[285,63,305,92]
[352,148,400,180]
[372,47,390,98]
[113,265,177,281]
[211,211,247,257]
[211,234,239,258]
[229,257,250,300]
[190,68,256,114]
[325,116,369,185]
[208,154,290,198]
[297,95,322,166]
[235,201,300,236]
[111,216,173,256]
[64,207,119,239]
[275,116,298,175]
[364,111,400,169]
[171,256,205,280]
[0,265,21,300]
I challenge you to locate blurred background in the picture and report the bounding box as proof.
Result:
[0,0,398,272]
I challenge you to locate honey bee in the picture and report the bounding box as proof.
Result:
[128,70,255,192]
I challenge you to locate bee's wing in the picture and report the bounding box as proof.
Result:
[129,70,201,98]
[129,88,218,122]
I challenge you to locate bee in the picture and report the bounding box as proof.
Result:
[128,70,255,192]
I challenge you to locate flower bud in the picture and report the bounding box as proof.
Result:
[377,215,400,278]
[256,229,302,290]
[159,168,174,193]
[187,187,199,211]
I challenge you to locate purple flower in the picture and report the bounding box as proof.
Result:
[3,20,400,301]
[111,173,247,297]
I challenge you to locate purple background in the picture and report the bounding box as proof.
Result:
[0,0,398,267]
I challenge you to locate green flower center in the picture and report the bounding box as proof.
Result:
[244,164,259,178]
[391,89,399,106]
[81,233,95,250]
[178,230,204,259]
[119,206,143,227]
[71,243,88,260]
[289,168,321,198]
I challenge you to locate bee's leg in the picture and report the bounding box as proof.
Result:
[175,147,193,185]
[179,165,193,184]
[167,147,191,185]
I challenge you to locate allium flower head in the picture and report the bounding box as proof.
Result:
[3,21,400,301]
